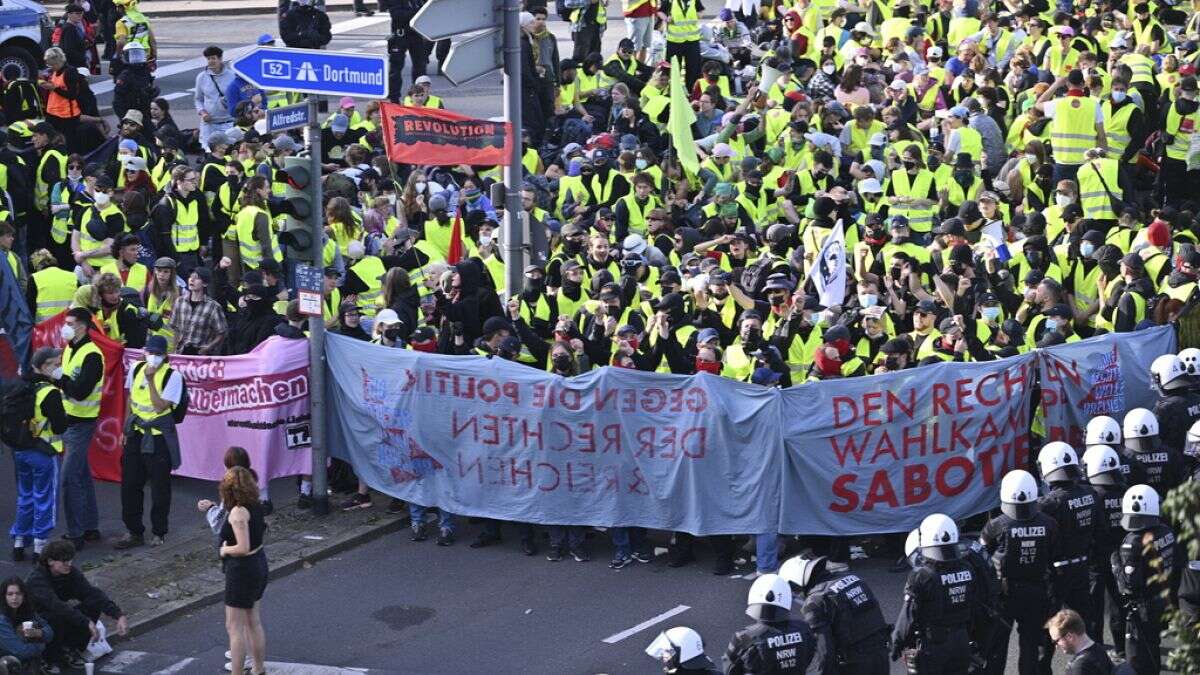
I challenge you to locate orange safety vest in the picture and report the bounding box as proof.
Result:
[45,71,80,118]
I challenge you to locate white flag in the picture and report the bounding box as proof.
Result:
[814,222,847,308]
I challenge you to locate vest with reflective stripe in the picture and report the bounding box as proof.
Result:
[619,193,659,235]
[146,290,176,352]
[1102,100,1137,160]
[955,126,983,162]
[1077,158,1121,221]
[721,343,755,381]
[32,267,77,322]
[79,203,122,269]
[236,206,281,270]
[1118,53,1155,85]
[1050,96,1098,166]
[889,169,937,232]
[170,196,200,252]
[33,383,63,453]
[50,181,76,244]
[35,149,67,213]
[99,261,149,294]
[1166,281,1196,302]
[1017,160,1046,210]
[62,340,103,418]
[666,0,699,42]
[1166,104,1200,161]
[129,363,173,432]
[119,12,152,49]
[351,256,385,316]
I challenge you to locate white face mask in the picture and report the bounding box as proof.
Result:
[146,354,164,368]
[415,181,426,193]
[68,171,82,181]
[479,234,493,246]
[858,293,878,307]
[1055,194,1072,208]
[51,366,63,380]
[635,158,648,170]
[1111,90,1127,103]
[1044,318,1059,332]
[974,75,987,87]
[981,306,1001,322]
[94,191,110,206]
[1080,242,1096,258]
[59,324,75,342]
[822,64,836,75]
[1025,153,1038,164]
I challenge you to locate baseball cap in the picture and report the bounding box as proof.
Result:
[712,143,737,159]
[719,7,734,20]
[330,114,350,133]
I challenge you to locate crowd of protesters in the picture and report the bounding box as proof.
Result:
[2,0,1200,671]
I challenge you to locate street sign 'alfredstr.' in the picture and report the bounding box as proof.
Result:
[231,46,388,98]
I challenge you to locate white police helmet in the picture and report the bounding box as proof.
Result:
[904,528,921,568]
[1121,484,1160,531]
[1085,415,1122,447]
[1038,441,1080,483]
[1123,408,1159,453]
[918,513,959,561]
[1000,470,1039,520]
[1151,354,1188,391]
[1186,419,1200,458]
[778,555,826,593]
[1178,347,1200,375]
[746,573,792,621]
[1082,445,1124,486]
[645,626,712,672]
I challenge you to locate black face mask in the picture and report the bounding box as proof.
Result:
[383,326,401,341]
[524,278,544,295]
[954,170,973,184]
[927,156,942,170]
[769,294,786,306]
[741,327,762,345]
[562,277,581,292]
[563,239,583,255]
[552,353,573,370]
[903,160,917,171]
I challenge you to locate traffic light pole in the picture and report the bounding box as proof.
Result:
[501,0,523,296]
[307,94,330,516]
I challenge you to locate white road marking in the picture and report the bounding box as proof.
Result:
[601,604,690,644]
[91,15,389,95]
[152,658,197,674]
[161,91,191,101]
[98,649,149,672]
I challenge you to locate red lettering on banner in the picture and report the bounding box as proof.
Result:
[905,464,930,504]
[600,424,621,454]
[863,470,900,510]
[510,459,533,488]
[869,432,898,463]
[833,396,857,428]
[1043,358,1081,386]
[537,462,560,491]
[931,382,951,415]
[976,373,1001,406]
[935,457,974,496]
[567,462,595,492]
[831,433,869,466]
[1003,362,1029,397]
[830,474,859,512]
[954,378,975,413]
[862,391,883,426]
[628,467,649,495]
[601,465,620,493]
[457,453,482,482]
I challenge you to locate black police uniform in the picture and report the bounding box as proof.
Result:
[798,569,889,674]
[1152,388,1200,451]
[1114,448,1150,487]
[1179,557,1200,627]
[980,511,1058,675]
[891,556,981,674]
[1064,641,1114,675]
[1112,520,1177,675]
[958,539,1001,675]
[723,615,816,674]
[1038,479,1104,629]
[1086,479,1127,656]
[1124,438,1186,495]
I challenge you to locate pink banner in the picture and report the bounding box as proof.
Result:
[124,336,313,482]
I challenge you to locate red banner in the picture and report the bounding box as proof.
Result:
[380,103,511,166]
[32,312,127,482]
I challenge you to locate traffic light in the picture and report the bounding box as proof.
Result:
[278,157,314,261]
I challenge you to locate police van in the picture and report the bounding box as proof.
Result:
[0,0,51,79]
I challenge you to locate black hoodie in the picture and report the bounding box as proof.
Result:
[444,260,503,345]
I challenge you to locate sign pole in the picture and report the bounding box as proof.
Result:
[306,94,329,516]
[501,0,523,296]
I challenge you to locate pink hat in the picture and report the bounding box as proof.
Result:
[339,96,355,108]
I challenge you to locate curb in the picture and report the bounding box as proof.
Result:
[116,514,405,640]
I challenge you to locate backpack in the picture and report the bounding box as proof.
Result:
[132,362,189,424]
[0,379,41,451]
[739,253,776,298]
[5,80,43,121]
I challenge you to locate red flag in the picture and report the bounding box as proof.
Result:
[379,103,511,166]
[447,210,464,265]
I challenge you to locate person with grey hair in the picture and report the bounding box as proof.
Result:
[9,347,66,563]
[39,48,88,151]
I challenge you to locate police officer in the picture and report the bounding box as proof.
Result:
[1087,414,1148,485]
[1036,442,1103,630]
[891,514,982,674]
[980,469,1058,675]
[1080,444,1128,660]
[1150,353,1200,452]
[1185,419,1200,480]
[1121,408,1185,494]
[1112,484,1178,674]
[724,574,816,674]
[777,555,889,674]
[645,627,721,674]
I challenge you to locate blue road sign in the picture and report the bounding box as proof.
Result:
[266,102,310,132]
[230,46,388,98]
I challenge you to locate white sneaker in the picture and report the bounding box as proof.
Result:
[743,570,763,581]
[223,657,253,672]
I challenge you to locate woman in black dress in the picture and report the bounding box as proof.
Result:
[219,467,268,675]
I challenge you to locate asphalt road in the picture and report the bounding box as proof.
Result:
[101,526,1088,675]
